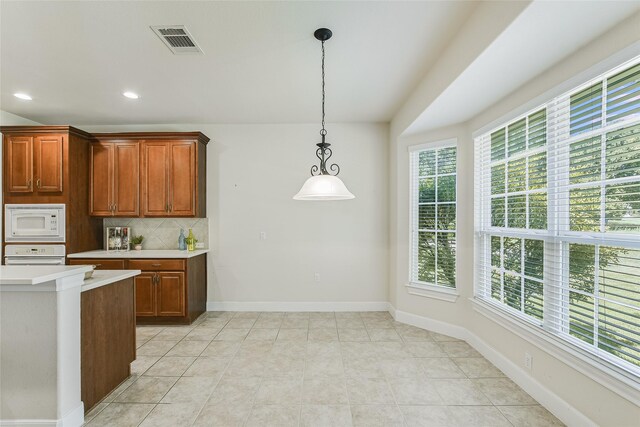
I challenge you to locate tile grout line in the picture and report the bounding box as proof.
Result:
[88,312,558,426]
[188,312,237,426]
[298,315,309,427]
[134,320,203,426]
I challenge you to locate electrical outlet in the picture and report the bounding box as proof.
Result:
[314,272,320,283]
[195,242,204,249]
[260,231,267,240]
[524,352,533,370]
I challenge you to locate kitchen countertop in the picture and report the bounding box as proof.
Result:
[0,265,92,286]
[81,269,141,292]
[68,249,209,259]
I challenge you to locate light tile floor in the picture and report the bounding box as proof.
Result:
[84,311,564,427]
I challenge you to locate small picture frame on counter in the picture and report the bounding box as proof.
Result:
[105,227,131,251]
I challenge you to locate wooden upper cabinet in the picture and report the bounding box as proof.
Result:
[113,143,140,216]
[142,142,170,216]
[4,134,65,195]
[34,135,63,193]
[88,131,207,218]
[168,142,196,216]
[90,143,113,216]
[90,141,139,217]
[142,139,203,217]
[4,135,33,193]
[2,130,70,199]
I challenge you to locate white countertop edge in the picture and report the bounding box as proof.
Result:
[68,249,209,259]
[81,270,141,292]
[0,265,92,286]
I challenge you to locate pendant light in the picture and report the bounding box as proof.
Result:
[293,28,355,201]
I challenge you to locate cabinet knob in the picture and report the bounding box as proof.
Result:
[151,263,161,267]
[36,178,41,189]
[27,179,32,190]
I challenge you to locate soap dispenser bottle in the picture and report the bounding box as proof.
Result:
[186,228,196,252]
[178,229,186,251]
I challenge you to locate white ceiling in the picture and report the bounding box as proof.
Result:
[404,1,640,135]
[0,0,476,125]
[3,1,638,131]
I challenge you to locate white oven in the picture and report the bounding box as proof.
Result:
[4,204,66,243]
[4,244,66,265]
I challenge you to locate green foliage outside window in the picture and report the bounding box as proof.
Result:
[415,146,456,288]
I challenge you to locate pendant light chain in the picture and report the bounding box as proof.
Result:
[321,40,326,136]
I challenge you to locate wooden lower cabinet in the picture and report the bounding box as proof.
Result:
[135,271,185,318]
[135,272,156,317]
[70,254,206,324]
[157,272,185,316]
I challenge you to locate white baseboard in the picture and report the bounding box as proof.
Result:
[206,301,391,312]
[387,302,396,317]
[389,306,596,427]
[393,308,467,341]
[0,402,84,427]
[466,330,596,427]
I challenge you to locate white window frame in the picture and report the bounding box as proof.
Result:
[408,138,459,302]
[474,55,640,401]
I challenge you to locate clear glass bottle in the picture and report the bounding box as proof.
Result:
[178,229,186,251]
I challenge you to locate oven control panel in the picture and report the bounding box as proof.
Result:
[5,244,66,257]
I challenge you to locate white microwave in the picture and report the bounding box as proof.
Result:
[4,204,66,243]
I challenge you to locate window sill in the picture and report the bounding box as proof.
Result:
[471,297,640,406]
[405,282,459,303]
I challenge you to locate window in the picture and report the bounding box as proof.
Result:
[475,58,640,377]
[410,141,457,290]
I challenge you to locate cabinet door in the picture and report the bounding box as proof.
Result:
[90,143,114,216]
[135,273,156,317]
[5,136,33,193]
[156,272,185,317]
[113,142,140,216]
[168,142,196,216]
[142,142,170,216]
[34,135,63,193]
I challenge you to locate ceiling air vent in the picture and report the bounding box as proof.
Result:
[150,25,203,54]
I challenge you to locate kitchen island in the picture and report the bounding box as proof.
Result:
[0,266,140,426]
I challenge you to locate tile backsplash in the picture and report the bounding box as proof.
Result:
[103,218,209,250]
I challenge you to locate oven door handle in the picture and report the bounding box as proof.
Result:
[4,258,65,265]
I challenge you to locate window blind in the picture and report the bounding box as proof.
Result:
[475,57,640,376]
[410,142,457,289]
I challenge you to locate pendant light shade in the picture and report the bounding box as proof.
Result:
[294,28,355,201]
[293,175,355,201]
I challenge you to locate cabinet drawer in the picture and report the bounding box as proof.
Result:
[128,259,185,271]
[69,259,125,270]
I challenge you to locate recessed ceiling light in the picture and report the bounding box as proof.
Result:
[123,91,140,99]
[14,93,32,100]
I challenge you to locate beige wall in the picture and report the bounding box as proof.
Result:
[80,123,390,308]
[388,12,640,427]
